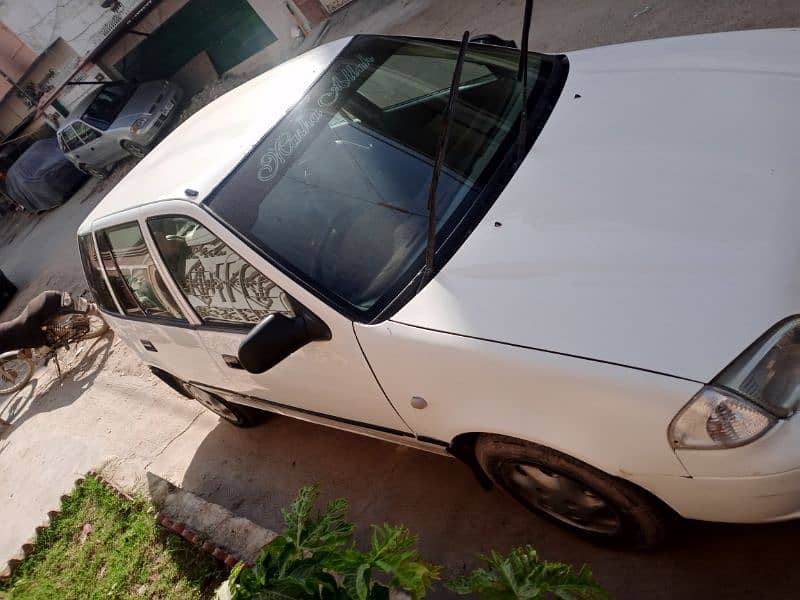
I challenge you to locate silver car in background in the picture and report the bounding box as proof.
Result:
[56,80,183,178]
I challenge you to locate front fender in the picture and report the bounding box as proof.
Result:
[355,321,699,479]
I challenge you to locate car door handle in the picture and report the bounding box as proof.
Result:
[141,339,157,352]
[222,354,243,369]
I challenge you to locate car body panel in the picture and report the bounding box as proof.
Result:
[58,80,183,171]
[355,319,698,477]
[87,199,413,435]
[77,38,351,235]
[76,30,800,526]
[392,28,800,383]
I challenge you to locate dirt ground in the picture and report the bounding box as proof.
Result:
[2,1,800,598]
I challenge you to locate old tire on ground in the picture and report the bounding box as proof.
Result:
[121,140,147,158]
[475,434,670,548]
[188,386,264,428]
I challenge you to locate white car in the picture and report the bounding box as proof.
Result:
[77,29,800,547]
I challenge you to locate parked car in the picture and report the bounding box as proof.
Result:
[77,30,800,547]
[57,80,183,179]
[6,137,88,212]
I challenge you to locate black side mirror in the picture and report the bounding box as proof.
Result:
[237,309,330,374]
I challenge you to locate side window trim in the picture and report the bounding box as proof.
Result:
[96,221,186,321]
[75,120,101,144]
[90,229,124,315]
[145,214,294,330]
[138,215,202,327]
[96,227,147,316]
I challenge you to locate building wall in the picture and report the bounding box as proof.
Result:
[0,21,36,98]
[100,0,319,80]
[0,0,143,57]
[229,0,311,75]
[0,38,80,138]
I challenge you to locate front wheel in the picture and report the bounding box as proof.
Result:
[187,386,264,428]
[121,140,147,159]
[0,353,34,395]
[475,435,670,548]
[80,164,108,179]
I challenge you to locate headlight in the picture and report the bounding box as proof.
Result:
[669,387,776,449]
[669,316,800,450]
[715,316,800,417]
[130,116,149,133]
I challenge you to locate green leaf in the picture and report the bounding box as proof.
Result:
[446,546,612,600]
[355,563,370,600]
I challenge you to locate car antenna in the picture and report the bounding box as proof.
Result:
[515,0,534,168]
[419,29,470,289]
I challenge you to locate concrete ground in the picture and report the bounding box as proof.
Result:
[2,0,800,598]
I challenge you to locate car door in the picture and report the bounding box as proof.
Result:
[59,124,84,164]
[72,121,107,167]
[93,219,226,386]
[140,202,413,436]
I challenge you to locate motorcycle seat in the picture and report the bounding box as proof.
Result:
[0,291,63,354]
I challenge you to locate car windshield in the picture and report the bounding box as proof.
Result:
[207,35,559,320]
[83,82,136,130]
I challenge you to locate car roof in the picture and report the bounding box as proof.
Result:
[78,37,352,234]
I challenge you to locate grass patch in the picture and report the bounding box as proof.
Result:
[0,476,225,600]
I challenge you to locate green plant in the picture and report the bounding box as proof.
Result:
[227,484,440,600]
[0,476,224,599]
[448,545,611,600]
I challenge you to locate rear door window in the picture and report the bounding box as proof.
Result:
[96,222,185,321]
[73,121,101,144]
[148,216,294,326]
[77,233,118,313]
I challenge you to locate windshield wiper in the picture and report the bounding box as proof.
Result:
[515,0,534,168]
[420,30,470,287]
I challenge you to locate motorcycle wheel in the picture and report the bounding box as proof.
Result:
[0,354,34,395]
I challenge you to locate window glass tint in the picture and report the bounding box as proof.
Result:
[97,222,184,320]
[73,121,101,143]
[60,125,83,151]
[149,216,294,326]
[357,54,492,109]
[207,36,552,318]
[83,83,135,130]
[77,233,118,313]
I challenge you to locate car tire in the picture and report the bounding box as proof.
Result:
[121,140,147,158]
[81,164,107,179]
[187,385,264,428]
[475,434,670,548]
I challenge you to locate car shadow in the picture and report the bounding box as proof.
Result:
[167,413,800,600]
[0,331,114,441]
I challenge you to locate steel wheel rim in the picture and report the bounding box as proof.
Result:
[504,462,622,535]
[124,141,146,158]
[193,389,239,423]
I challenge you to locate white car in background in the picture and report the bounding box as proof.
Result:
[77,29,800,547]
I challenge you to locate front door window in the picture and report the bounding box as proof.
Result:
[96,222,185,320]
[148,216,294,326]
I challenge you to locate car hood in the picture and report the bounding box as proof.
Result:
[113,80,168,127]
[392,29,800,383]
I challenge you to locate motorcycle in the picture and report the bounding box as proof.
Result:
[0,291,109,395]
